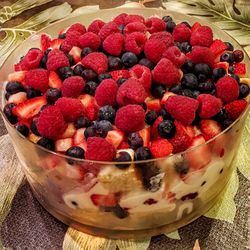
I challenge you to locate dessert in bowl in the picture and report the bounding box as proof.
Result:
[0,8,249,239]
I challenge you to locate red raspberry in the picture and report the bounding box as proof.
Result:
[172,23,191,42]
[145,17,166,33]
[130,64,152,91]
[199,120,221,141]
[60,39,73,53]
[144,39,166,63]
[224,99,248,120]
[209,39,227,56]
[190,26,213,47]
[116,78,147,106]
[67,23,86,35]
[40,33,51,51]
[234,63,246,77]
[124,14,145,25]
[151,116,163,140]
[124,22,147,34]
[66,30,81,47]
[22,49,43,70]
[78,32,101,50]
[113,13,128,25]
[37,106,67,139]
[152,58,181,86]
[115,104,145,133]
[85,137,116,161]
[110,70,131,81]
[162,46,186,68]
[62,76,85,98]
[103,33,124,56]
[95,79,118,107]
[169,121,192,153]
[197,94,222,119]
[46,49,69,71]
[216,76,239,103]
[88,20,105,34]
[124,32,147,55]
[165,95,199,125]
[25,69,49,92]
[191,22,202,32]
[98,21,120,40]
[55,97,85,122]
[188,46,215,67]
[81,52,108,74]
[149,139,173,158]
[149,31,174,48]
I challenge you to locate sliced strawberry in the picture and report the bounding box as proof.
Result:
[160,91,176,106]
[186,135,211,170]
[117,141,130,149]
[77,141,87,151]
[55,138,73,152]
[105,129,124,148]
[185,125,196,139]
[8,71,26,82]
[191,22,201,32]
[149,139,173,158]
[90,193,118,207]
[199,119,221,141]
[12,96,47,120]
[8,92,27,105]
[73,128,86,145]
[210,39,227,56]
[138,127,150,147]
[40,33,51,51]
[60,123,76,139]
[69,46,82,63]
[224,99,248,120]
[110,70,130,81]
[130,65,152,91]
[50,38,63,49]
[233,63,246,77]
[48,71,62,89]
[213,62,229,72]
[78,94,99,121]
[151,116,163,140]
[145,98,161,112]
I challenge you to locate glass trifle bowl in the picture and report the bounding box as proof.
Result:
[0,7,249,239]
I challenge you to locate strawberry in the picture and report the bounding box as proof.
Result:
[8,71,26,82]
[233,63,246,77]
[60,123,76,139]
[105,129,125,148]
[117,141,130,149]
[191,22,201,32]
[138,127,151,147]
[69,46,82,63]
[185,125,196,139]
[150,139,173,158]
[8,92,27,105]
[110,70,130,81]
[73,128,86,145]
[224,99,248,120]
[40,33,51,51]
[199,119,222,141]
[78,94,99,121]
[151,116,163,140]
[55,138,73,152]
[160,91,176,106]
[48,71,62,89]
[209,39,227,56]
[145,98,161,112]
[12,96,47,120]
[185,135,211,170]
[213,62,229,72]
[49,38,63,49]
[90,193,118,207]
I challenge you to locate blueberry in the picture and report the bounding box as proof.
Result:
[165,21,176,33]
[162,15,172,22]
[3,103,18,124]
[181,60,194,74]
[95,120,112,137]
[145,110,158,125]
[128,132,143,150]
[181,73,198,90]
[16,123,29,137]
[40,54,48,68]
[140,102,147,112]
[5,92,10,100]
[158,120,176,139]
[98,105,116,123]
[81,69,97,81]
[111,204,129,219]
[230,74,240,83]
[73,64,85,76]
[197,74,208,82]
[65,146,85,160]
[139,58,155,70]
[57,67,74,80]
[193,63,212,78]
[158,109,172,120]
[58,33,66,39]
[180,42,192,53]
[84,81,98,95]
[31,119,40,136]
[193,90,200,98]
[175,162,189,175]
[117,78,127,85]
[224,42,234,51]
[6,81,24,94]
[151,84,166,98]
[37,137,55,151]
[239,83,250,98]
[135,147,152,161]
[81,47,93,58]
[108,56,123,70]
[46,88,61,103]
[121,52,138,68]
[67,54,75,66]
[181,89,194,98]
[233,50,244,63]
[212,68,226,82]
[220,52,235,64]
[222,119,234,129]
[74,116,91,129]
[84,126,96,139]
[169,84,182,94]
[198,82,215,93]
[97,73,112,83]
[213,108,229,124]
[26,88,42,99]
[114,151,132,169]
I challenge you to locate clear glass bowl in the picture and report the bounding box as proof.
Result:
[0,7,249,239]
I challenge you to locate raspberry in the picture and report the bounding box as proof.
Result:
[152,58,181,86]
[130,64,152,91]
[145,17,166,33]
[224,99,248,120]
[67,23,86,35]
[103,33,124,56]
[124,32,147,55]
[85,137,116,161]
[55,97,85,122]
[22,49,43,70]
[149,139,173,158]
[40,33,51,51]
[165,95,199,125]
[60,39,73,53]
[151,116,163,140]
[124,22,147,34]
[197,94,222,119]
[209,39,227,56]
[199,120,221,141]
[115,104,145,133]
[95,79,118,107]
[25,69,49,92]
[116,78,147,106]
[190,26,213,47]
[113,13,128,25]
[66,30,81,47]
[124,14,145,25]
[88,20,105,34]
[78,32,101,50]
[188,46,215,67]
[81,52,108,74]
[110,70,131,81]
[144,39,166,63]
[168,121,192,153]
[216,76,239,103]
[172,23,191,42]
[62,76,85,98]
[98,21,120,40]
[37,106,67,139]
[46,49,69,71]
[162,46,186,68]
[234,63,246,77]
[149,31,174,48]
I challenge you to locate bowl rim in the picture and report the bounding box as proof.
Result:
[0,7,249,165]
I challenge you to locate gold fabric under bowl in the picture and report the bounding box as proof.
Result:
[0,8,249,239]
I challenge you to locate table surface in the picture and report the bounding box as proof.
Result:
[0,1,249,250]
